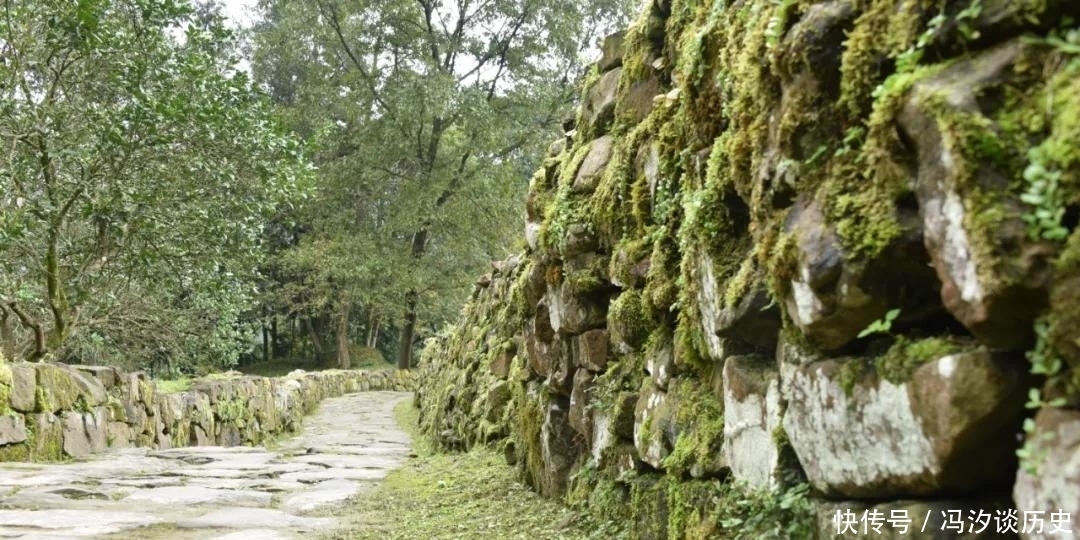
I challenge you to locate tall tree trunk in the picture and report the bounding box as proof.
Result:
[261,320,270,363]
[397,294,418,369]
[306,316,324,360]
[288,315,296,358]
[366,316,379,348]
[397,229,428,370]
[336,301,350,369]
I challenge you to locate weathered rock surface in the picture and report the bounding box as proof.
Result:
[572,135,614,194]
[1013,408,1080,540]
[723,356,787,489]
[0,416,27,446]
[580,68,621,138]
[783,350,1027,498]
[781,197,939,351]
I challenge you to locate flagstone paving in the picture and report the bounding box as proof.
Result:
[0,391,413,539]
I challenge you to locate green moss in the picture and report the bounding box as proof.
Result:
[0,414,67,462]
[609,290,653,351]
[838,0,937,119]
[614,10,666,128]
[626,474,669,540]
[664,477,722,540]
[660,377,724,478]
[0,363,11,416]
[770,424,790,449]
[511,382,547,492]
[591,118,662,246]
[580,476,633,533]
[0,441,30,461]
[565,256,611,296]
[643,235,680,316]
[609,236,653,287]
[875,335,969,385]
[539,142,597,255]
[673,312,709,373]
[214,396,248,425]
[839,358,872,397]
[34,365,83,413]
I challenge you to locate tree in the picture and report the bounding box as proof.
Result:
[250,0,633,368]
[0,0,311,370]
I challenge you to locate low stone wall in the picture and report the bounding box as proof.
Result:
[0,361,413,461]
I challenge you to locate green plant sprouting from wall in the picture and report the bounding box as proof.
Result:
[857,308,901,338]
[1017,319,1067,475]
[1020,149,1070,241]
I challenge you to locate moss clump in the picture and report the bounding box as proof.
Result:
[214,396,248,425]
[571,474,633,537]
[609,290,654,351]
[609,235,653,287]
[0,363,11,416]
[839,358,872,397]
[0,441,30,462]
[664,477,722,540]
[34,365,84,413]
[837,0,935,118]
[875,335,968,385]
[565,256,612,297]
[539,143,596,255]
[511,382,547,492]
[660,378,724,478]
[643,235,680,317]
[673,312,709,373]
[590,117,663,247]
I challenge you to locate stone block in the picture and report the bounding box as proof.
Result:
[783,350,1027,498]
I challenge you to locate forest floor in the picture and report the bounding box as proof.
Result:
[322,398,628,540]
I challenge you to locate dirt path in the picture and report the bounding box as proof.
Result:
[0,390,413,539]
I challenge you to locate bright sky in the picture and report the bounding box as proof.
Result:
[218,0,257,29]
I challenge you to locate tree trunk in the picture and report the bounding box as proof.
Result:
[397,294,418,369]
[396,229,429,370]
[262,320,270,363]
[366,316,380,348]
[336,301,350,369]
[306,316,324,360]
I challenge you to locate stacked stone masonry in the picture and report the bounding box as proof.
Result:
[417,0,1080,538]
[0,362,413,461]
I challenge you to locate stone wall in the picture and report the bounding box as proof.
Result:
[417,1,1080,538]
[0,361,413,461]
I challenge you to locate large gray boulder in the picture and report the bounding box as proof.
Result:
[783,349,1027,498]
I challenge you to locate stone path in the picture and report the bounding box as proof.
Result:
[0,391,413,539]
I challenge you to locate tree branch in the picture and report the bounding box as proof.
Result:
[7,302,46,361]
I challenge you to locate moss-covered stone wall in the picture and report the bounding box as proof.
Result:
[417,0,1080,538]
[0,359,413,461]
